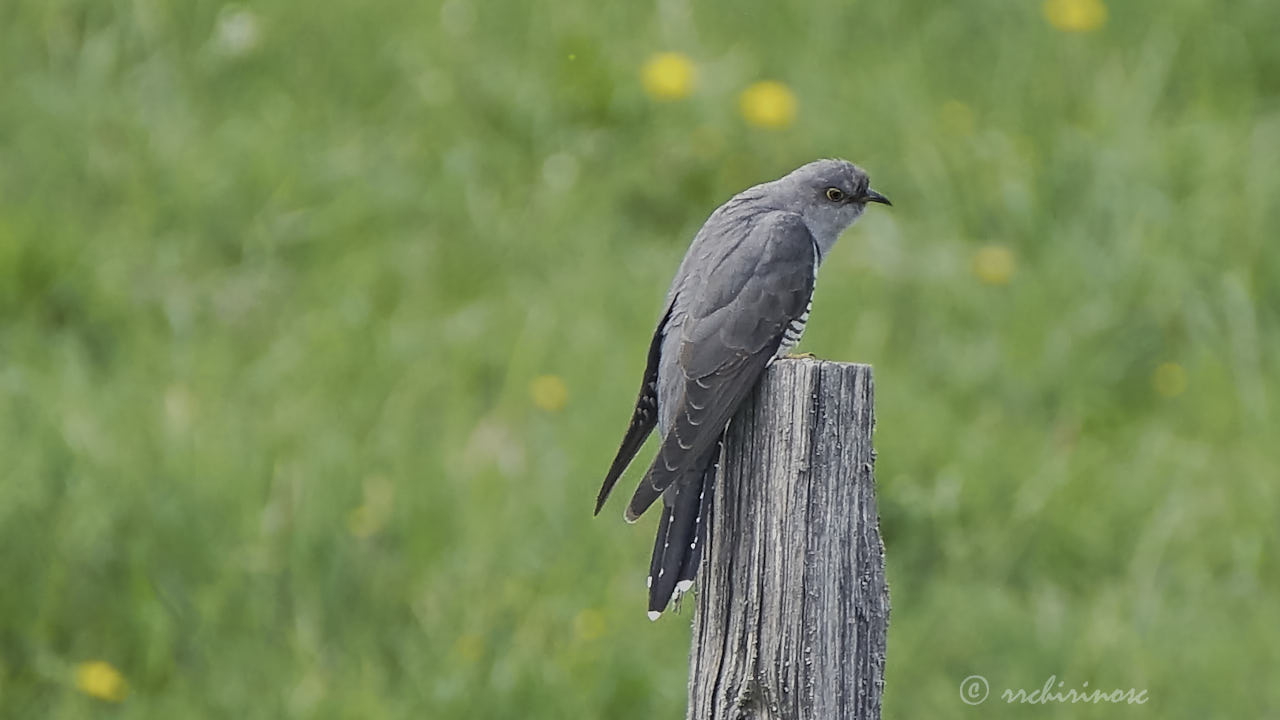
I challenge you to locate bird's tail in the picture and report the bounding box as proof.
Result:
[645,434,723,620]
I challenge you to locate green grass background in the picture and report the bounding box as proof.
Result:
[2,0,1278,717]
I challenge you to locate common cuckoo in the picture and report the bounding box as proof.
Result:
[594,159,890,619]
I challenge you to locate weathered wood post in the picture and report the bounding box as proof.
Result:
[687,359,888,720]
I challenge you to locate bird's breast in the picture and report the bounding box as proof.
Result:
[775,240,819,359]
[775,296,812,358]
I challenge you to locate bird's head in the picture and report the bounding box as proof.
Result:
[770,158,890,252]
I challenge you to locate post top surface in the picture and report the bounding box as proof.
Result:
[768,357,873,372]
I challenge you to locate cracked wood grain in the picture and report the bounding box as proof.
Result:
[687,359,889,720]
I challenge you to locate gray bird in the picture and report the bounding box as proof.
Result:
[594,159,891,619]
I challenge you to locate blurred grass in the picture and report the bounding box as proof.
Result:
[1,0,1278,717]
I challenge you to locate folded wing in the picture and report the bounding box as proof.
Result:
[625,212,817,522]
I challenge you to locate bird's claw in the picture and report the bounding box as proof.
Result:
[783,352,818,360]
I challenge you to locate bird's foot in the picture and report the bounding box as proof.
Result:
[783,352,818,360]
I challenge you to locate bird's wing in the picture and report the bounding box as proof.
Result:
[594,303,674,515]
[625,212,816,522]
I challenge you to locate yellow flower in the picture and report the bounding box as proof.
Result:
[455,633,484,662]
[573,608,606,641]
[1044,0,1107,32]
[740,81,797,129]
[1152,362,1187,398]
[939,100,975,137]
[530,375,568,412]
[642,52,695,101]
[972,245,1016,285]
[347,475,395,539]
[75,661,128,702]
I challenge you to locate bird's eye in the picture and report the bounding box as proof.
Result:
[825,187,845,202]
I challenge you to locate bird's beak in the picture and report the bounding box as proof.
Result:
[862,188,892,206]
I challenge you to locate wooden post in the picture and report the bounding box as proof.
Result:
[687,359,889,720]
